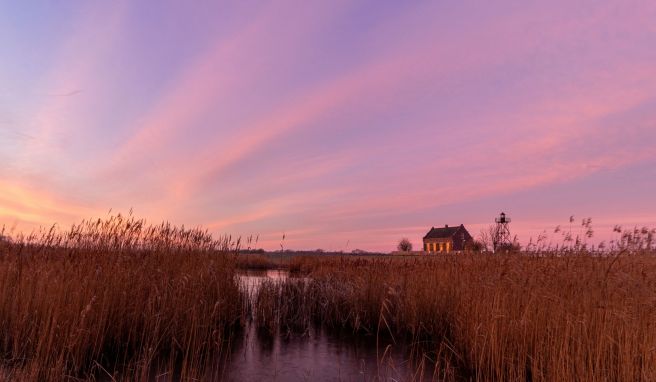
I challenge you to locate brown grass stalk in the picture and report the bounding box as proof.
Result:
[253,254,656,381]
[0,215,243,381]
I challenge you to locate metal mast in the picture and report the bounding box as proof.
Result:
[494,212,512,251]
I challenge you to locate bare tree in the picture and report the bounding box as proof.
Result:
[478,228,490,251]
[491,224,502,252]
[467,240,485,252]
[397,238,412,252]
[478,225,500,252]
[478,223,519,253]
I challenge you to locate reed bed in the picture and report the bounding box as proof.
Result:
[0,215,242,381]
[253,253,656,381]
[2,213,655,381]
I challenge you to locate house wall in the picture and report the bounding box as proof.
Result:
[451,228,474,251]
[423,225,474,253]
[423,238,453,253]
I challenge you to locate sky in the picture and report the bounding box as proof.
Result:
[1,1,655,251]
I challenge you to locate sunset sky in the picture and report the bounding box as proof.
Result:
[1,1,655,251]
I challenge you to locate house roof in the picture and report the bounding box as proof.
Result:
[423,224,466,240]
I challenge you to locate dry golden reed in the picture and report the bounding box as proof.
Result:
[254,254,656,381]
[0,214,242,381]
[1,214,655,381]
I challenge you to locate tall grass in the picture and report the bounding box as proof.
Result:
[0,214,242,381]
[254,253,656,381]
[2,213,655,381]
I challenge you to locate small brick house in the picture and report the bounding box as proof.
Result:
[423,224,473,253]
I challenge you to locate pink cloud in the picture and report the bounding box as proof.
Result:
[0,179,99,232]
[109,12,272,167]
[107,1,350,175]
[5,1,655,253]
[26,2,129,148]
[119,52,429,215]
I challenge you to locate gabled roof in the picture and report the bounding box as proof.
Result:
[423,224,466,240]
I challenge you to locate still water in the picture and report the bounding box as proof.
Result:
[223,270,437,382]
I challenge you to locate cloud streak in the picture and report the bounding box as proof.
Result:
[1,1,655,250]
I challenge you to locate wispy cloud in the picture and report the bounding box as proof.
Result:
[1,1,655,250]
[0,179,97,230]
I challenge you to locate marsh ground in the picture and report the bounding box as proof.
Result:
[1,216,654,381]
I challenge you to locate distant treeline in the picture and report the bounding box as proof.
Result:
[238,248,388,256]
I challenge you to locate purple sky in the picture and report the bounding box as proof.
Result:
[1,1,655,251]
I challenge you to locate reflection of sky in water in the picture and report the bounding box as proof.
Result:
[224,325,435,382]
[237,269,293,303]
[237,269,290,291]
[229,270,436,381]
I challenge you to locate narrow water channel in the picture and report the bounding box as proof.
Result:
[225,270,438,381]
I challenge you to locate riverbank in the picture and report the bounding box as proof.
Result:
[1,215,655,380]
[247,254,656,380]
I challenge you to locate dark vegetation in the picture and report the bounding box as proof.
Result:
[0,215,242,381]
[397,238,413,252]
[0,214,655,381]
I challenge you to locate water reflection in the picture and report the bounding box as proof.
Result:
[227,270,437,381]
[223,325,435,381]
[238,269,290,291]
